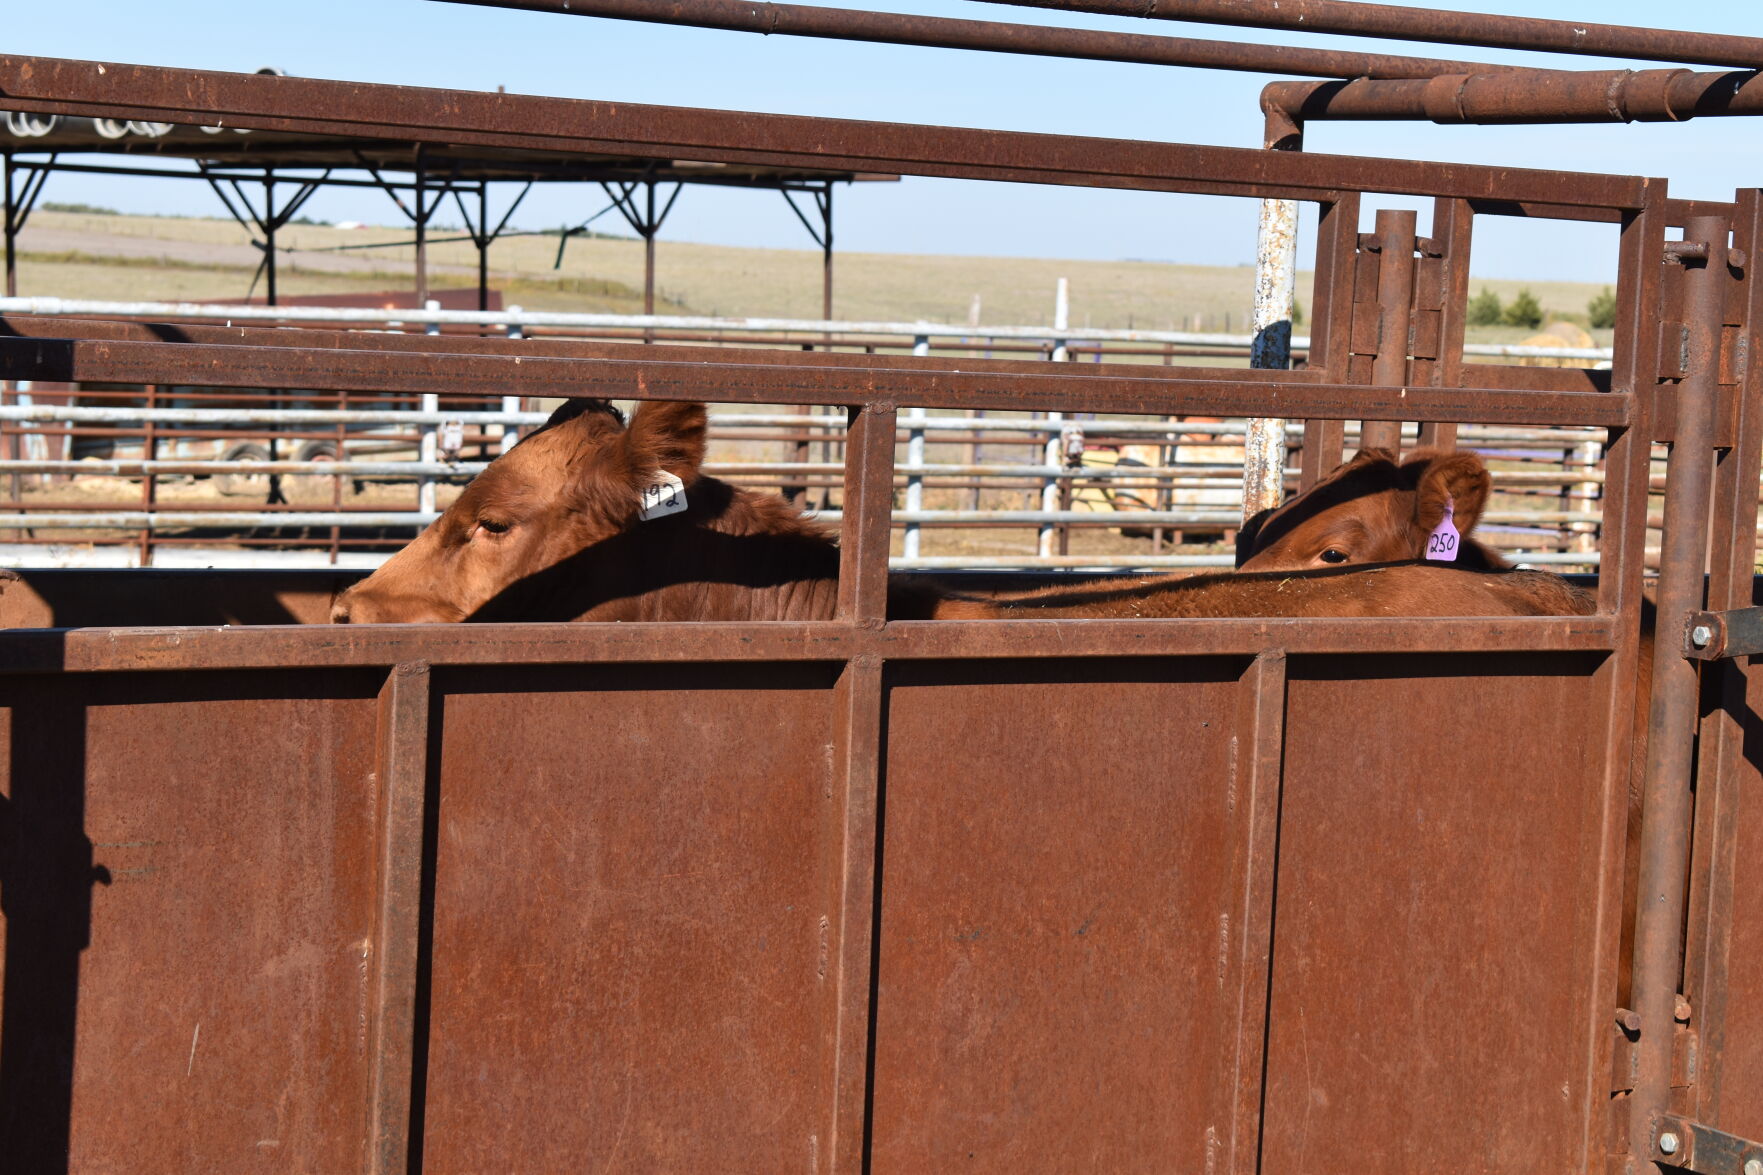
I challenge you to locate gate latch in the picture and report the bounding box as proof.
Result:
[1650,1115,1763,1174]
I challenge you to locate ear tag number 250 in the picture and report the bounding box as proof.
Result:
[638,471,688,522]
[1425,497,1460,562]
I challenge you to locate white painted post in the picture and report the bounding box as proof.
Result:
[1245,198,1298,523]
[1040,278,1069,557]
[500,303,524,455]
[1571,436,1601,555]
[903,334,930,559]
[419,299,441,514]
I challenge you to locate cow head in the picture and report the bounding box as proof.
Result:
[332,397,708,623]
[1236,447,1499,573]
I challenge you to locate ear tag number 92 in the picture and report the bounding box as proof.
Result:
[638,471,688,522]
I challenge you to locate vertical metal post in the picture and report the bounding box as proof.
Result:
[1244,110,1302,523]
[643,180,657,327]
[412,148,428,307]
[4,153,18,510]
[331,385,346,565]
[139,384,157,567]
[367,662,431,1175]
[1039,278,1069,558]
[419,300,441,516]
[1362,208,1418,452]
[1570,436,1601,558]
[476,182,491,314]
[3,152,17,300]
[821,182,835,324]
[500,304,524,456]
[261,171,278,307]
[837,402,897,625]
[1627,213,1726,1167]
[903,336,930,560]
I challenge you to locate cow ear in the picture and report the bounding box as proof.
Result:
[624,400,708,486]
[1330,447,1399,477]
[1237,504,1275,567]
[1406,449,1491,536]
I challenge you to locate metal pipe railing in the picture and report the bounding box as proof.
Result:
[971,0,1763,70]
[429,0,1519,81]
[1264,70,1763,127]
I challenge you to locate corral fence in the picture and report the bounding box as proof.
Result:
[0,5,1761,1175]
[0,298,1621,570]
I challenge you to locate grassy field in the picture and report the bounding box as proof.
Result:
[15,209,1615,339]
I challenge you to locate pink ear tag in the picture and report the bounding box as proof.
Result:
[1425,496,1460,562]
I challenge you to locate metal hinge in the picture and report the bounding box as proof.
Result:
[1685,608,1763,659]
[1650,1116,1763,1174]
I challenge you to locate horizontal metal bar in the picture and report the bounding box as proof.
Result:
[0,55,1652,208]
[0,614,1620,674]
[0,335,1634,426]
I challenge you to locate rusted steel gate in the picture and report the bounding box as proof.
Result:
[0,43,1761,1175]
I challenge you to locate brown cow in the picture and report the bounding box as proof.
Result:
[1236,447,1504,573]
[333,399,1594,624]
[334,398,851,624]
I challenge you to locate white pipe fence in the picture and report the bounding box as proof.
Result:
[0,297,1618,361]
[0,297,1624,570]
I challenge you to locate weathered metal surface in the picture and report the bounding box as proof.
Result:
[1268,653,1619,1172]
[418,662,838,1171]
[869,657,1251,1169]
[0,669,383,1168]
[0,616,1622,675]
[1683,607,1763,660]
[1711,654,1763,1144]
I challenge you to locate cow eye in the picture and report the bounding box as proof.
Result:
[478,518,511,536]
[1319,548,1348,563]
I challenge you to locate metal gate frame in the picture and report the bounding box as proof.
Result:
[0,52,1757,1174]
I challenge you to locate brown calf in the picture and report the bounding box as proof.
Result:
[1237,447,1503,573]
[335,399,1593,625]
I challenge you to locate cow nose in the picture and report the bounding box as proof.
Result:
[330,591,354,624]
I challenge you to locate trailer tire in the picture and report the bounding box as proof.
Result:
[215,441,272,498]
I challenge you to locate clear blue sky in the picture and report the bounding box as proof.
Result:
[8,1,1761,286]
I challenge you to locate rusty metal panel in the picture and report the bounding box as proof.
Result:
[868,657,1254,1171]
[1264,653,1616,1174]
[418,662,841,1173]
[1697,652,1763,1144]
[0,669,383,1170]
